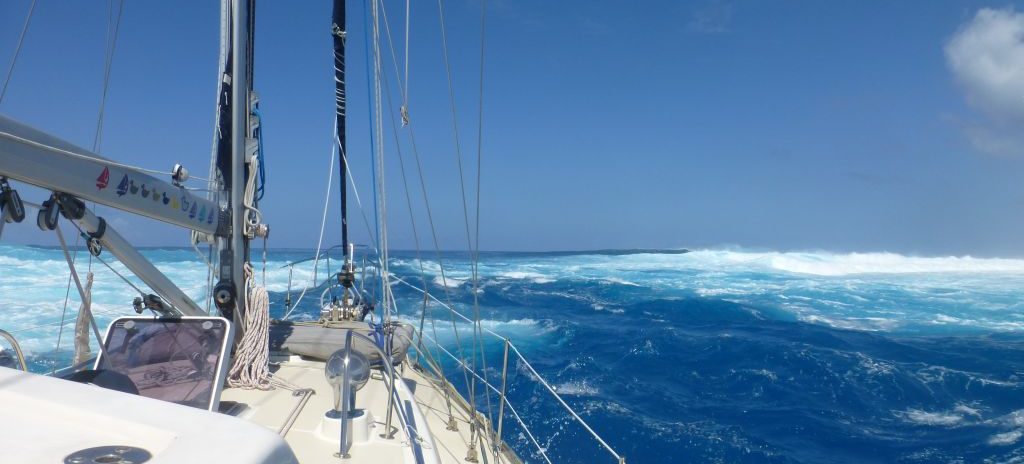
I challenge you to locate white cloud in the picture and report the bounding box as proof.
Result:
[688,0,733,34]
[962,121,1024,157]
[945,8,1024,155]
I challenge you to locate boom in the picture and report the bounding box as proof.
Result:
[0,115,224,236]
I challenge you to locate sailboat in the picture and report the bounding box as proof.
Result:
[0,1,624,463]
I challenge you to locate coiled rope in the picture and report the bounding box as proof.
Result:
[228,264,295,390]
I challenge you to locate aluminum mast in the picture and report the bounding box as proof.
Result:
[212,0,254,332]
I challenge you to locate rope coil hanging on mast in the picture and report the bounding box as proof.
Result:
[227,264,295,391]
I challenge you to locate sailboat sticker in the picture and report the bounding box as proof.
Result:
[96,167,110,190]
[115,175,129,196]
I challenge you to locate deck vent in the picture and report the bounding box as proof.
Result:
[63,445,152,464]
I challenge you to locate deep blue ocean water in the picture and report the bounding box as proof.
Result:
[2,245,1024,463]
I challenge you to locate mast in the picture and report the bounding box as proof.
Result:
[333,0,355,289]
[229,0,251,320]
[212,0,254,332]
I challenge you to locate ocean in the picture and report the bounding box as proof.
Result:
[2,244,1023,463]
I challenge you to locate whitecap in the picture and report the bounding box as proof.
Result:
[768,251,1024,276]
[988,429,1023,446]
[896,409,965,426]
[552,381,600,396]
[432,275,466,288]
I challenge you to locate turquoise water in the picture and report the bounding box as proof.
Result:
[2,245,1023,463]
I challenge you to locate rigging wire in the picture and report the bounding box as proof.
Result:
[0,0,37,106]
[434,0,494,443]
[403,0,410,109]
[53,226,109,362]
[339,137,381,258]
[0,130,211,183]
[93,0,126,153]
[282,134,336,320]
[372,0,478,420]
[471,0,493,445]
[54,0,126,367]
[378,62,459,423]
[363,0,381,254]
[61,224,149,298]
[372,0,397,323]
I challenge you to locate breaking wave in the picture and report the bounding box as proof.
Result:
[2,244,1024,462]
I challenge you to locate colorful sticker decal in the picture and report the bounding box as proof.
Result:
[96,167,110,190]
[198,205,206,223]
[170,197,179,210]
[141,185,150,198]
[189,202,197,219]
[129,180,139,195]
[180,195,190,212]
[207,207,215,224]
[162,192,169,205]
[115,175,129,196]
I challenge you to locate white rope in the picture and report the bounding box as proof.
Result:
[337,132,380,257]
[72,272,95,366]
[228,265,295,390]
[242,148,263,230]
[54,226,108,362]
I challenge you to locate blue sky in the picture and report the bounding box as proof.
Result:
[2,1,1024,256]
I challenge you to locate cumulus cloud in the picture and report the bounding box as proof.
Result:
[945,8,1024,155]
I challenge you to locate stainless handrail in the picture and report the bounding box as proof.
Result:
[277,257,626,463]
[344,331,419,443]
[0,328,28,372]
[413,330,552,464]
[391,276,625,464]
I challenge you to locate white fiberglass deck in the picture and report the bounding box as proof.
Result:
[220,355,518,464]
[0,366,296,464]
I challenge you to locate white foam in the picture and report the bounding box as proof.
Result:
[599,277,640,287]
[604,248,1024,276]
[897,409,965,426]
[768,252,1024,276]
[432,275,467,288]
[955,404,983,419]
[498,271,555,284]
[552,380,600,396]
[988,429,1023,446]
